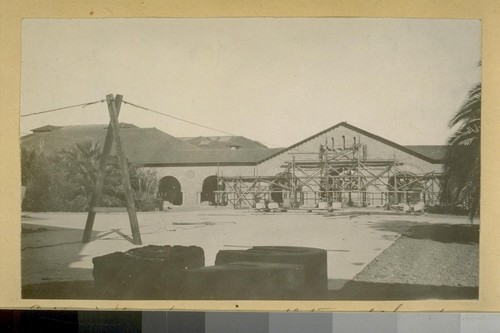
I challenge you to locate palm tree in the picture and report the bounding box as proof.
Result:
[441,82,481,221]
[58,141,143,208]
[58,141,126,207]
[58,141,102,200]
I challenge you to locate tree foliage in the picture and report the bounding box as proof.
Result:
[21,149,54,211]
[21,141,161,212]
[441,83,481,221]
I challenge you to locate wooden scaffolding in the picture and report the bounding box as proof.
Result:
[215,138,441,209]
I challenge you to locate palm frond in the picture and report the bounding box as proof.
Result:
[441,82,481,221]
[449,83,481,128]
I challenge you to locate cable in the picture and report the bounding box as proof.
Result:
[20,100,105,118]
[122,99,283,148]
[20,97,283,147]
[123,100,239,136]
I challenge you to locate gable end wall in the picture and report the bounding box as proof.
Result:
[257,125,442,176]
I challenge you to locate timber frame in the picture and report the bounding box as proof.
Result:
[215,139,441,209]
[82,94,142,245]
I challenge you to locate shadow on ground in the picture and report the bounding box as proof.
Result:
[22,281,98,300]
[327,280,478,300]
[370,220,479,244]
[21,223,99,295]
[403,224,479,244]
[21,279,478,300]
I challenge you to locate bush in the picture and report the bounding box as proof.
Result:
[425,204,469,216]
[67,195,90,212]
[21,145,162,213]
[21,152,53,212]
[134,193,163,212]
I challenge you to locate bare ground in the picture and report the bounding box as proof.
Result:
[325,223,480,300]
[353,223,479,287]
[21,213,480,300]
[353,237,478,287]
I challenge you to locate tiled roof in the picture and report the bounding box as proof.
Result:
[138,148,285,167]
[21,124,283,166]
[259,122,445,164]
[404,145,448,162]
[21,122,444,166]
[31,125,63,132]
[179,136,267,149]
[21,124,201,165]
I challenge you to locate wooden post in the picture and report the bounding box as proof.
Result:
[82,94,142,245]
[107,94,142,245]
[358,151,362,207]
[82,94,123,243]
[393,158,398,204]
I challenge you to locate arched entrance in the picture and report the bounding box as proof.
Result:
[158,176,182,205]
[201,176,218,205]
[270,171,292,205]
[201,175,227,206]
[270,183,284,204]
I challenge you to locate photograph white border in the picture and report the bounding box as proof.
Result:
[1,0,499,312]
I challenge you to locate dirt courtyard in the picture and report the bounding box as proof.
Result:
[21,207,479,299]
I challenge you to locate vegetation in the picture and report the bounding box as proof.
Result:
[133,169,163,211]
[21,142,162,212]
[441,83,481,222]
[21,149,54,211]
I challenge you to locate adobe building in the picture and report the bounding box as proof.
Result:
[21,122,445,208]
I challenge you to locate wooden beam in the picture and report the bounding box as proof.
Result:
[107,94,142,245]
[82,94,123,243]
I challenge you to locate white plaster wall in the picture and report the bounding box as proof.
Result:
[257,124,442,176]
[140,125,442,207]
[141,165,256,206]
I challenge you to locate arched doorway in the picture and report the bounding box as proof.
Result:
[158,176,182,205]
[270,171,292,205]
[270,183,284,204]
[201,176,218,205]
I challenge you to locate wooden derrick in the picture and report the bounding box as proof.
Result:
[82,94,142,245]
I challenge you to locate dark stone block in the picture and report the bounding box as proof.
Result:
[183,261,305,300]
[92,252,129,289]
[216,246,327,297]
[92,245,204,300]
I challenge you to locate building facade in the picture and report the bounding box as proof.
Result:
[21,122,445,209]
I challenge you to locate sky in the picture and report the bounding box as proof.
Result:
[21,18,481,147]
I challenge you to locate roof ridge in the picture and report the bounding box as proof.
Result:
[338,122,442,163]
[257,121,442,164]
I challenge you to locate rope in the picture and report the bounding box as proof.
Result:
[21,100,105,118]
[21,97,283,147]
[123,100,238,136]
[122,99,281,147]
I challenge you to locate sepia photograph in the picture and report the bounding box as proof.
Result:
[19,18,481,301]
